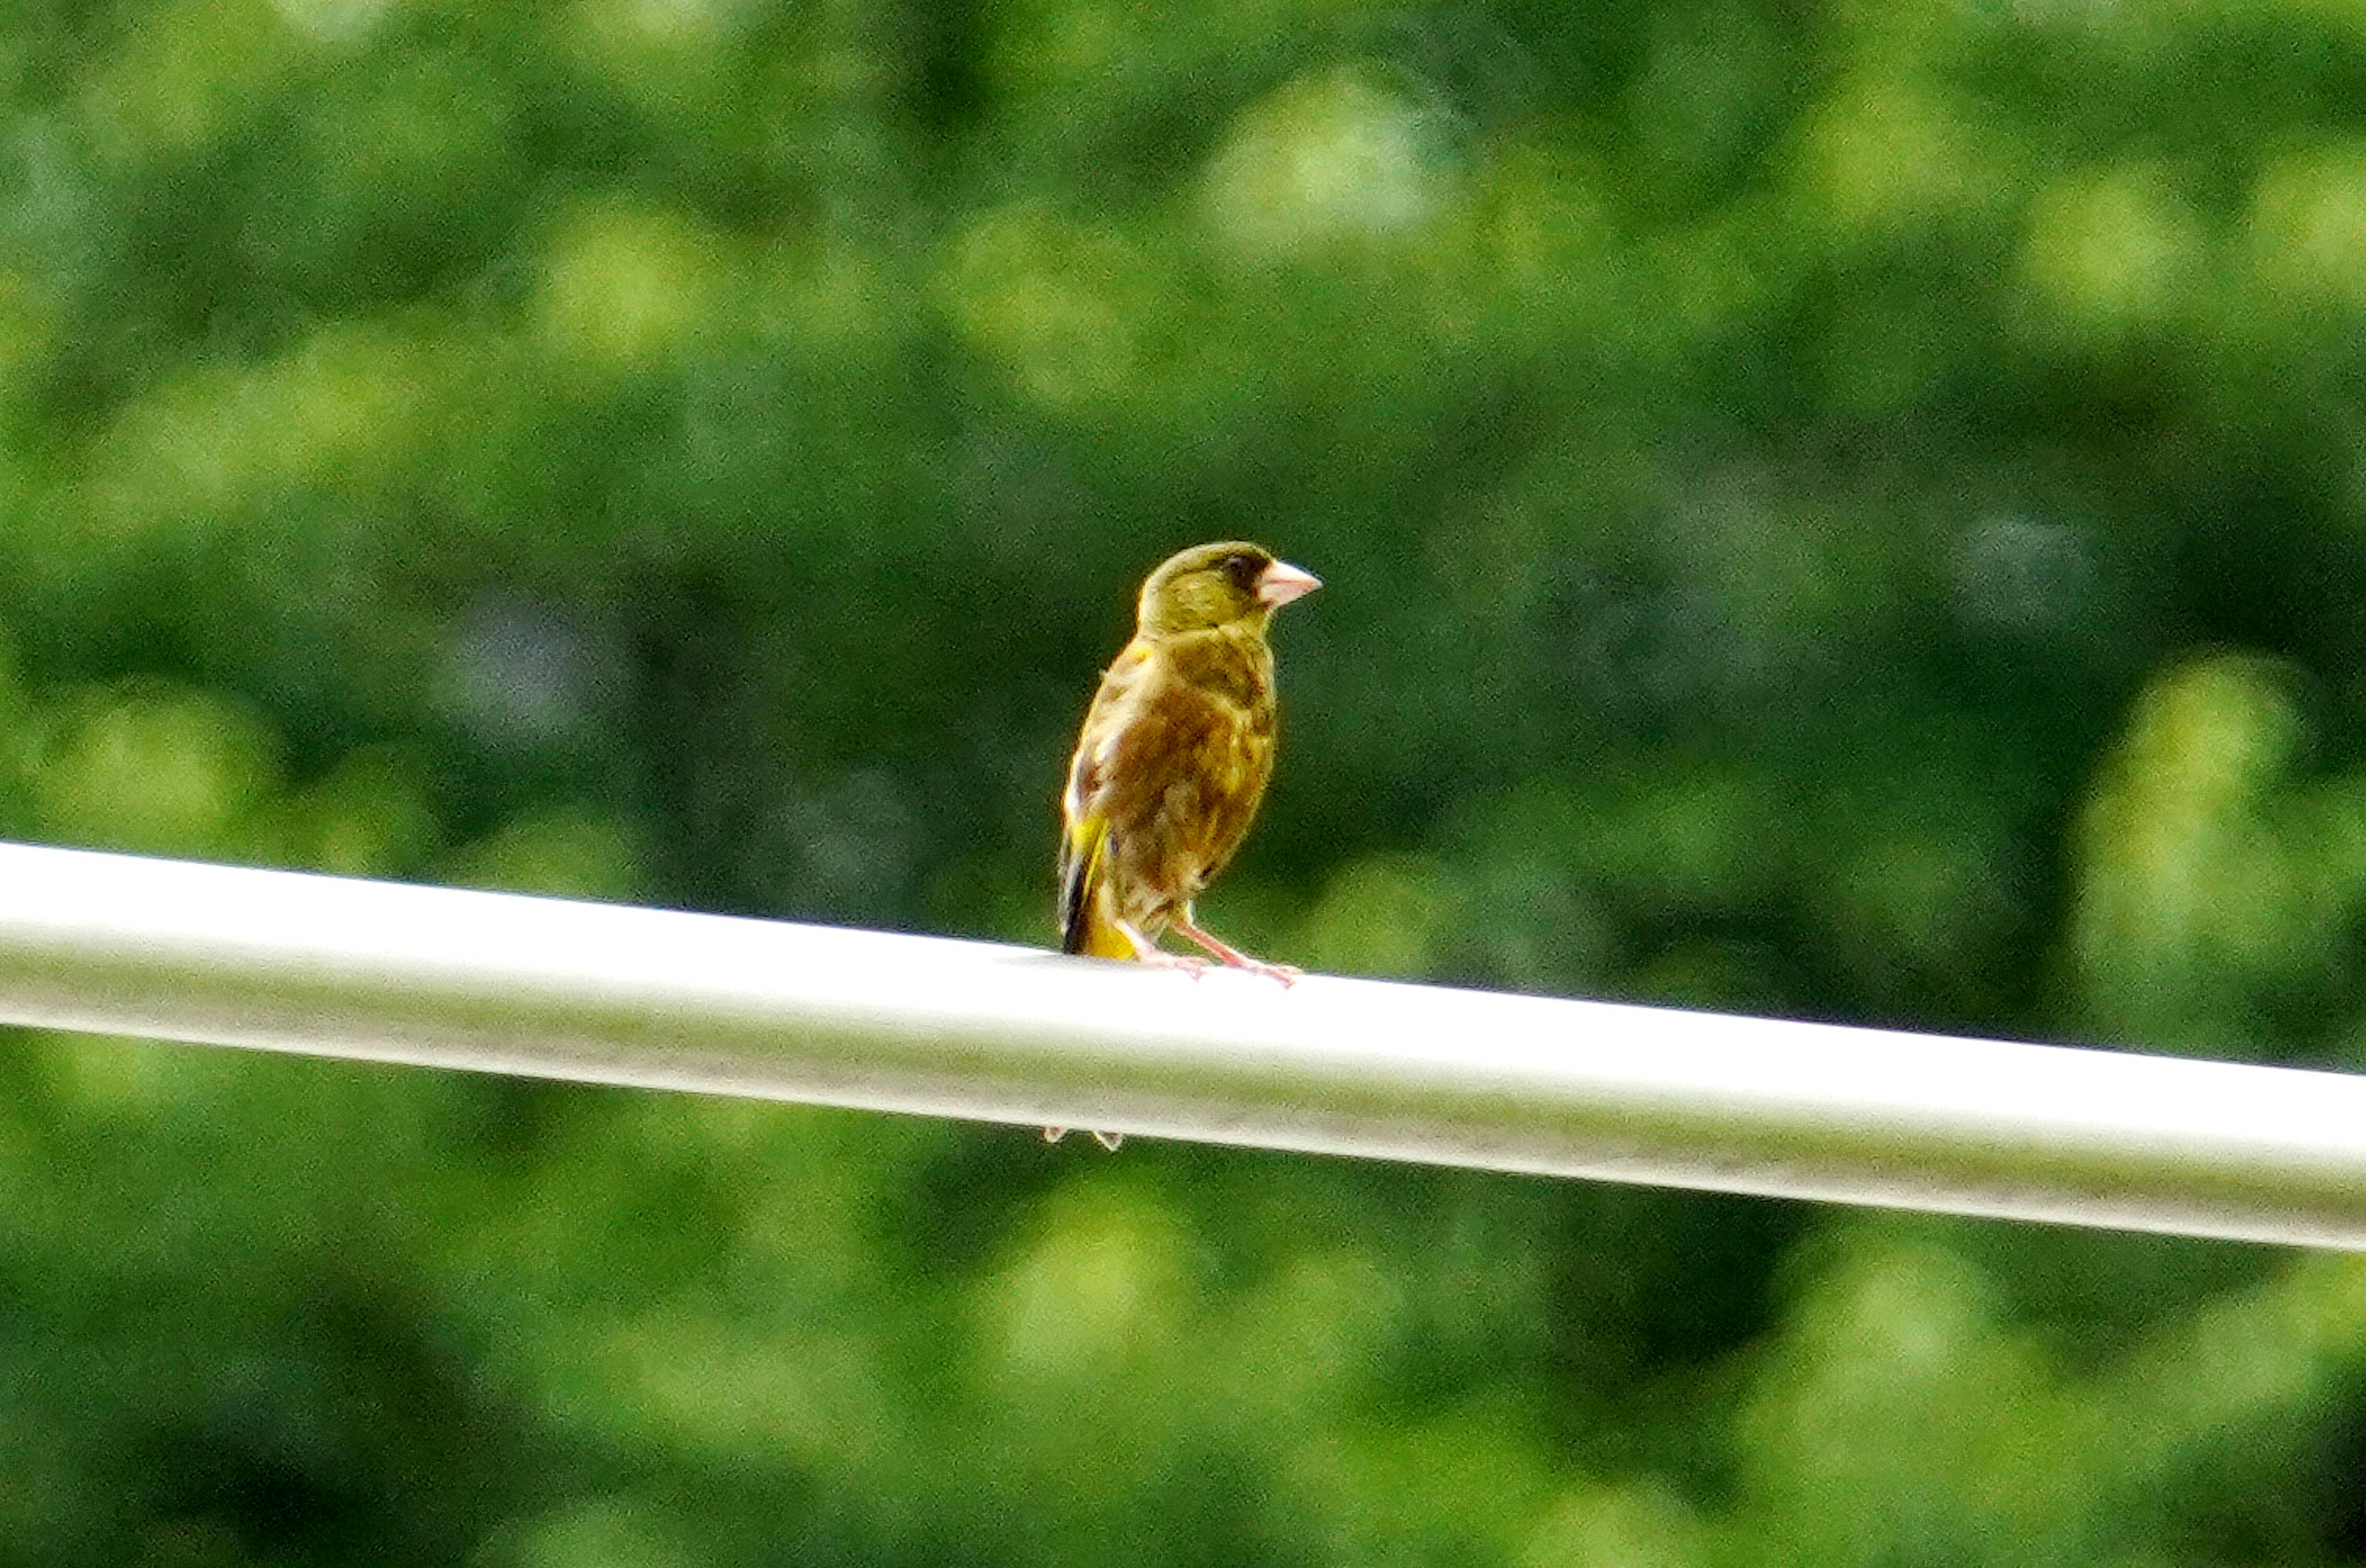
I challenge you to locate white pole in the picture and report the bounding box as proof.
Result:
[0,840,2357,1248]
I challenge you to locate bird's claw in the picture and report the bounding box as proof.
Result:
[1231,957,1301,986]
[1153,948,1298,985]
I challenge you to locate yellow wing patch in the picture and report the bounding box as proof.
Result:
[1059,814,1134,958]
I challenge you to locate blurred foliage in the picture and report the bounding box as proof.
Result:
[8,0,2366,1562]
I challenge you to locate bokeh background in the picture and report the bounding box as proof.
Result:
[7,0,2366,1561]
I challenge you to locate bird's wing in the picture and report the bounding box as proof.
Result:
[1058,812,1117,955]
[1059,641,1160,955]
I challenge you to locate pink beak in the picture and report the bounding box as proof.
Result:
[1256,559,1322,609]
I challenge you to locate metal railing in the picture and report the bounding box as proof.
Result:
[0,839,2360,1249]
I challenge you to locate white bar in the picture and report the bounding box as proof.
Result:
[0,840,2359,1249]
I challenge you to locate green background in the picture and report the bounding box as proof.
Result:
[7,0,2366,1561]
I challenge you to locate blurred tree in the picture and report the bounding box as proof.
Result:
[7,0,2366,1562]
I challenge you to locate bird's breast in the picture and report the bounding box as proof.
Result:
[1164,629,1275,720]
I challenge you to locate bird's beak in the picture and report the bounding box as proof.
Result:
[1256,560,1321,609]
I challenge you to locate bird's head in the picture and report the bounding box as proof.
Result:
[1137,542,1320,636]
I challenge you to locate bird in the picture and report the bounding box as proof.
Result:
[1043,542,1319,1153]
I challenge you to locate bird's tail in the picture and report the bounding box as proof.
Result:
[1059,817,1137,959]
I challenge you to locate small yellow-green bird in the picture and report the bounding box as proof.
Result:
[1057,540,1320,981]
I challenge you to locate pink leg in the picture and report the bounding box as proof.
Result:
[1170,908,1300,985]
[1115,916,1208,977]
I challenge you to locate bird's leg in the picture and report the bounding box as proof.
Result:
[1116,916,1208,977]
[1171,905,1301,985]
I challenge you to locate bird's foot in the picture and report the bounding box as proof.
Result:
[1134,947,1211,978]
[1224,954,1301,986]
[1168,916,1299,986]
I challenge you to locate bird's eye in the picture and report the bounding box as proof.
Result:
[1223,553,1259,587]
